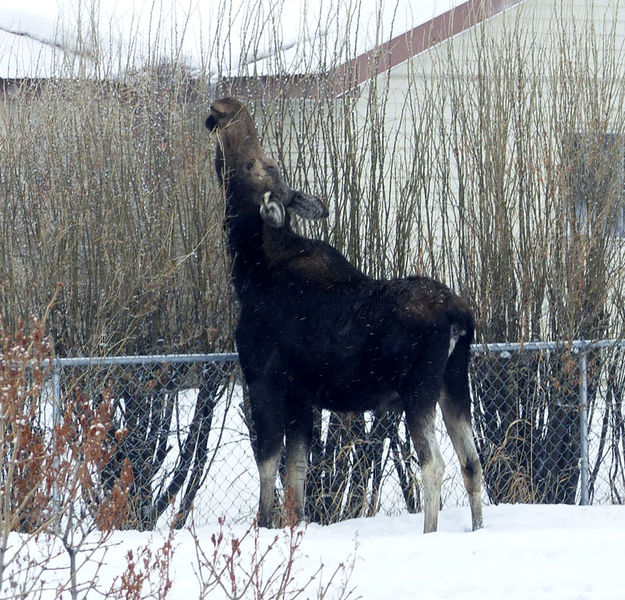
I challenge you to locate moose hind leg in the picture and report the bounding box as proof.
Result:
[439,391,483,531]
[406,403,445,534]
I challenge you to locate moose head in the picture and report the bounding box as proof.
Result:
[206,97,328,227]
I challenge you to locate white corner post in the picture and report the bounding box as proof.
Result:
[578,351,589,506]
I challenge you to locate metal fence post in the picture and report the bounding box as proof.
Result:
[578,350,590,505]
[52,360,62,421]
[52,360,62,524]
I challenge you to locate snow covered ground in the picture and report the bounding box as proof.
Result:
[6,503,624,599]
[293,504,625,600]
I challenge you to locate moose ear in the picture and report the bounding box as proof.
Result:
[287,190,329,220]
[259,192,286,228]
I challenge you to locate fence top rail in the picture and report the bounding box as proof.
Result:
[35,340,625,369]
[471,339,625,354]
[48,352,240,369]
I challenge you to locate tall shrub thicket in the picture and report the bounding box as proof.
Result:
[0,68,232,357]
[3,1,625,354]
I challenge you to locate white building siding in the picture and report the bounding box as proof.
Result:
[373,0,625,139]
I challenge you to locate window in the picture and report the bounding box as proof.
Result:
[572,132,625,238]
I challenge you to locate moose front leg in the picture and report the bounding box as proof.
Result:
[249,380,285,528]
[284,403,313,524]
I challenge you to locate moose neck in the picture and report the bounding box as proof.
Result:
[226,196,263,259]
[225,196,278,298]
[225,196,301,294]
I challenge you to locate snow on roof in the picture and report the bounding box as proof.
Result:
[0,0,464,79]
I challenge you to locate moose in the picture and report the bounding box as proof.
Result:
[206,97,483,533]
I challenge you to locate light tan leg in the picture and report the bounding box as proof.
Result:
[439,392,483,531]
[406,404,445,534]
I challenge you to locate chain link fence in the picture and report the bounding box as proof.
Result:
[42,340,625,529]
[472,340,625,507]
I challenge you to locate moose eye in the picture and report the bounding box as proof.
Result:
[246,161,254,170]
